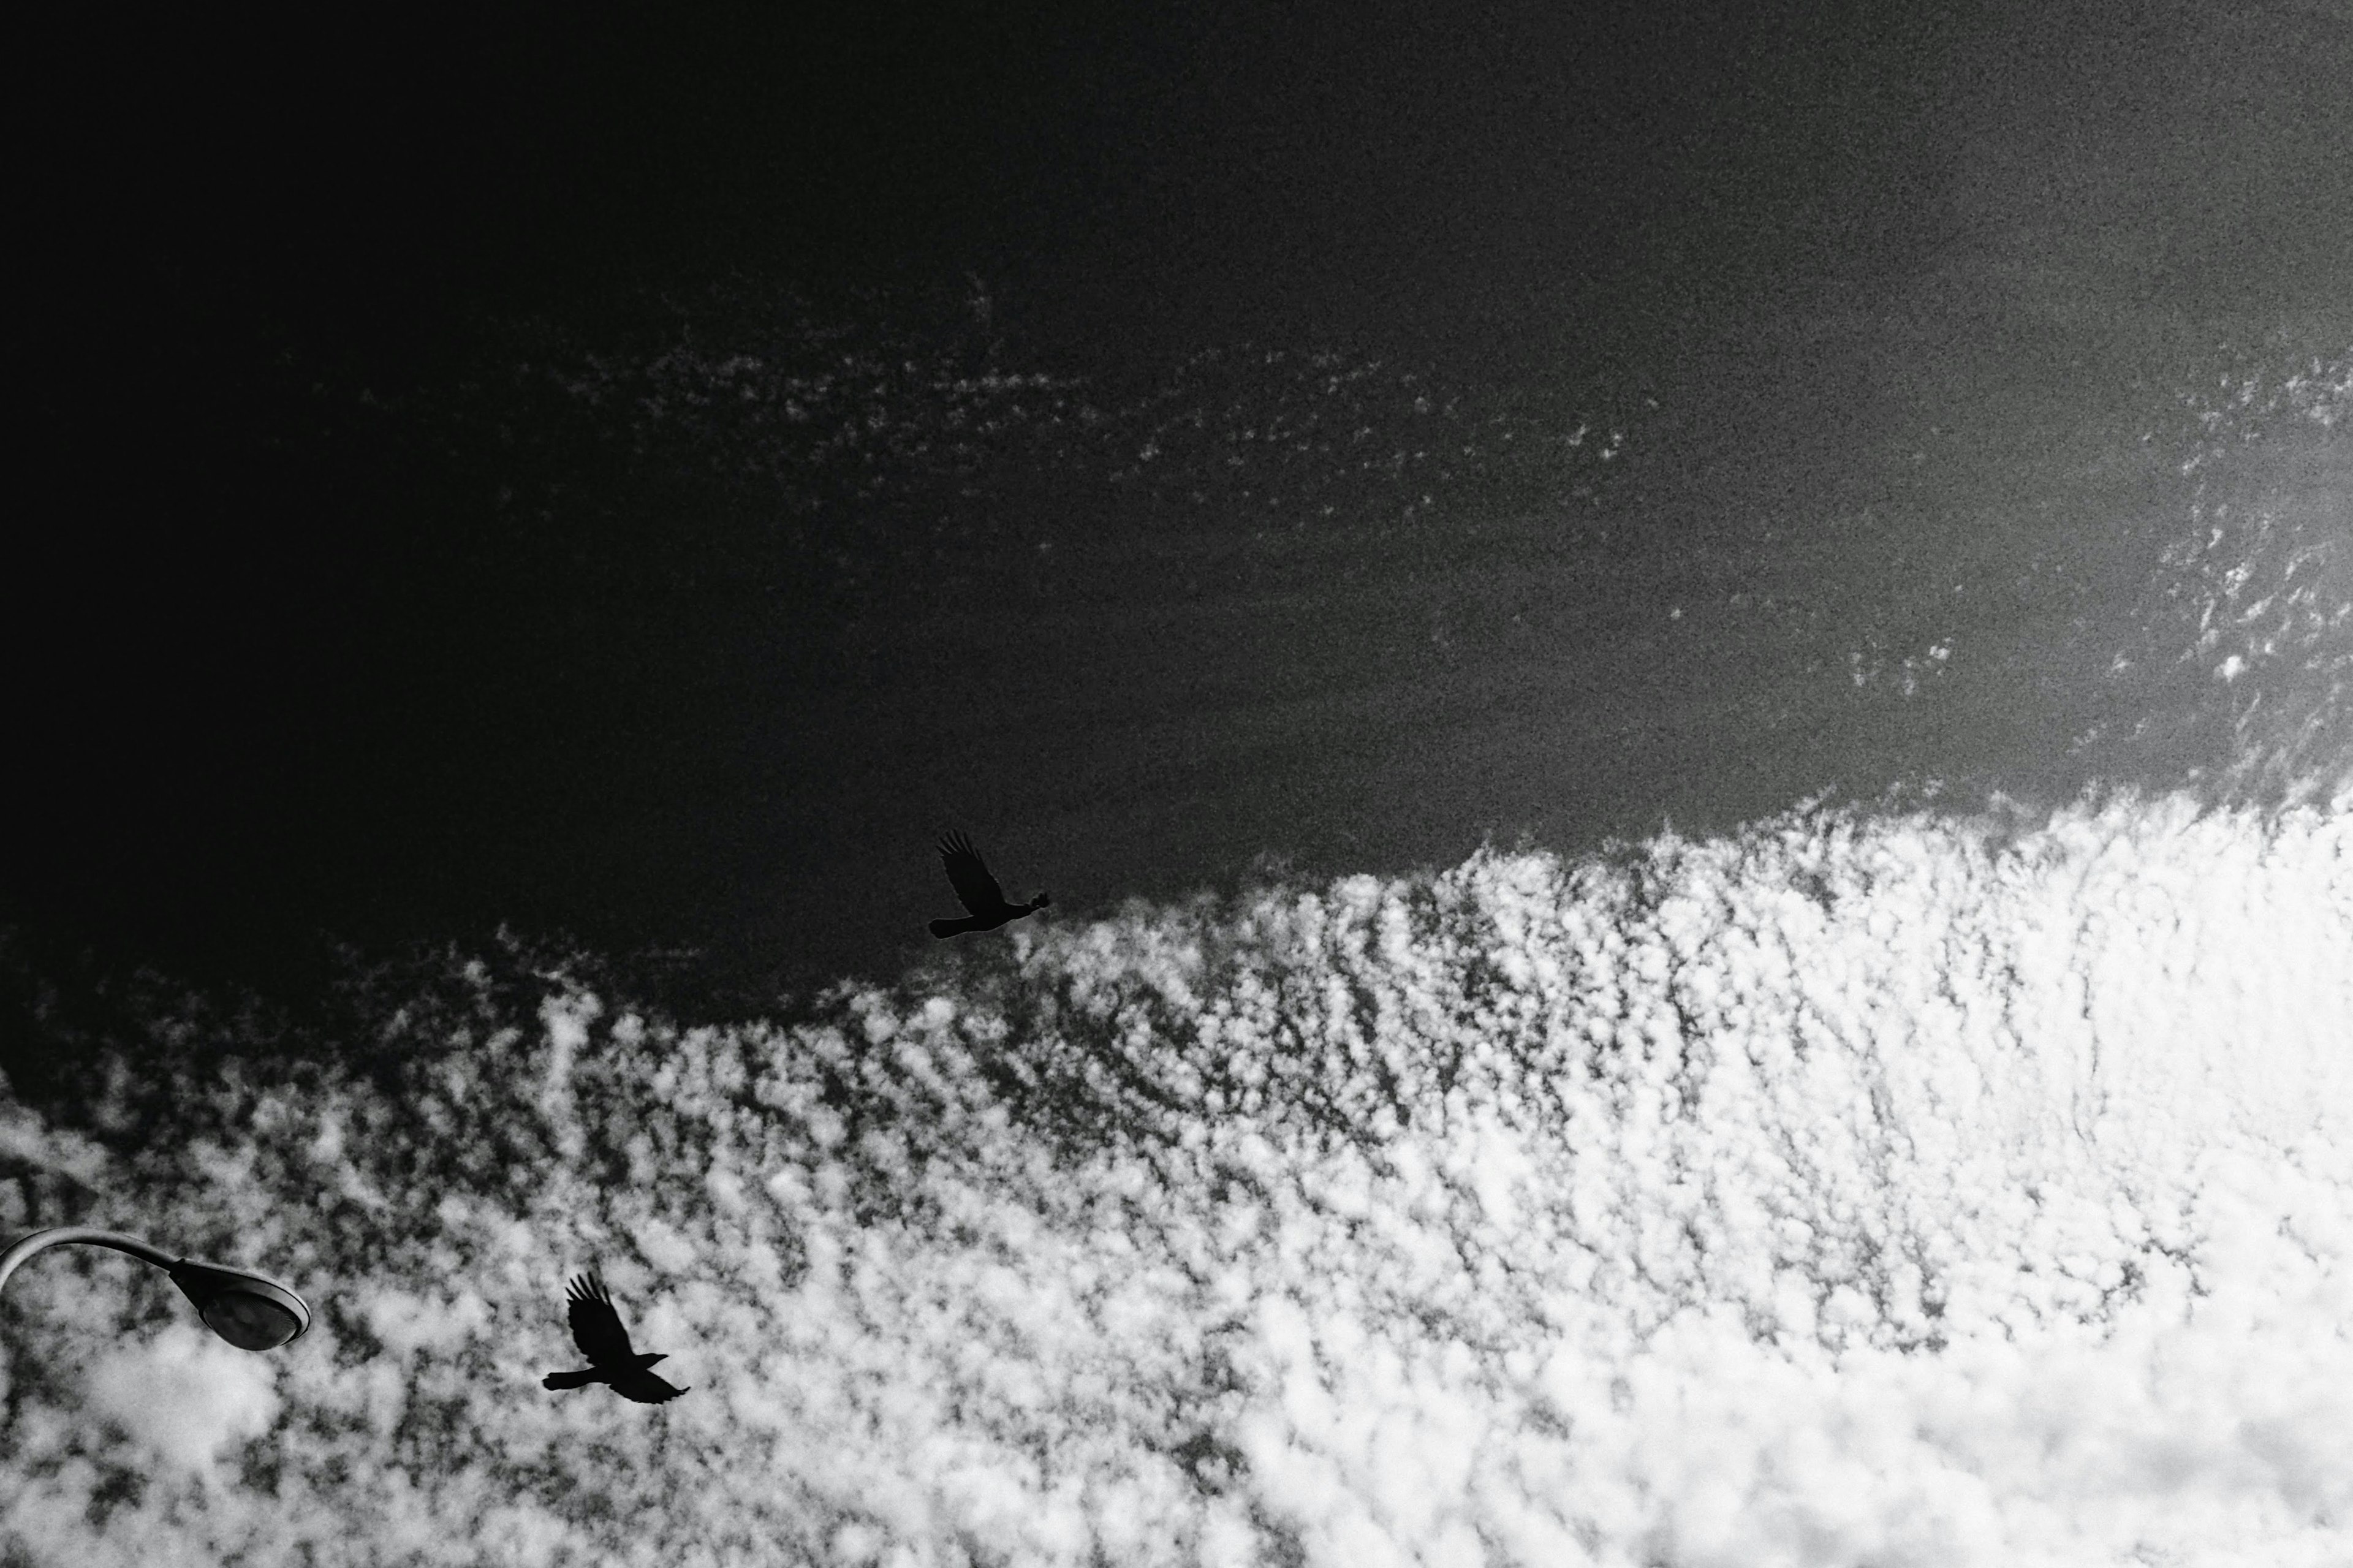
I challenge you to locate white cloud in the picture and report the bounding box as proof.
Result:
[5,787,2352,1565]
[83,1322,282,1479]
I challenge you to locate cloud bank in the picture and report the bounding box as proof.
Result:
[4,784,2350,1566]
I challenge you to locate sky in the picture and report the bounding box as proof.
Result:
[4,5,2351,1560]
[4,784,2351,1565]
[12,0,2352,990]
[12,0,2352,972]
[25,0,2349,347]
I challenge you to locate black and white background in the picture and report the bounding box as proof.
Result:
[4,1,2350,1562]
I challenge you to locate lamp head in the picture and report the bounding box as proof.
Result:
[167,1260,313,1350]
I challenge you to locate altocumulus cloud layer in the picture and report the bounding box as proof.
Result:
[4,789,2351,1566]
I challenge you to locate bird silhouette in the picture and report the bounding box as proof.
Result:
[930,831,1050,937]
[540,1274,688,1404]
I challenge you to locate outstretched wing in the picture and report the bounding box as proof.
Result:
[938,831,1007,915]
[610,1368,690,1404]
[565,1274,637,1366]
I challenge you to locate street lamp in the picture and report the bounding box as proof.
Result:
[0,1228,312,1351]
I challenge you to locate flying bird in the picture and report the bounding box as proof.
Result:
[540,1274,688,1404]
[930,831,1050,937]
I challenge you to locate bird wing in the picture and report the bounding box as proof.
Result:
[610,1368,689,1404]
[565,1274,638,1366]
[938,831,1007,915]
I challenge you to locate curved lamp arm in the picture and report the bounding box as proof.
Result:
[1,1227,313,1351]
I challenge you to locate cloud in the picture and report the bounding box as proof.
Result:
[83,1322,282,1479]
[4,782,2352,1566]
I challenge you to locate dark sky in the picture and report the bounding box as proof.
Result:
[12,0,2349,998]
[21,3,1942,351]
[25,0,2347,358]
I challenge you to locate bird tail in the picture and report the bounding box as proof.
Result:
[930,917,983,938]
[542,1369,597,1391]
